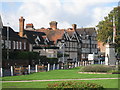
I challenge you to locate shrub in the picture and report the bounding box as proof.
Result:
[80,65,114,72]
[47,81,104,89]
[108,70,120,74]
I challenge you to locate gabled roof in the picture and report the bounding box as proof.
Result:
[23,30,46,44]
[37,28,83,43]
[2,26,21,40]
[65,30,74,37]
[34,27,95,44]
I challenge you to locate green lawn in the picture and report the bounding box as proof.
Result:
[2,67,118,81]
[2,79,119,88]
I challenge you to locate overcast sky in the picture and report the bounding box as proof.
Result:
[0,0,119,32]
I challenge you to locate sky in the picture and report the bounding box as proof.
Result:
[0,0,119,32]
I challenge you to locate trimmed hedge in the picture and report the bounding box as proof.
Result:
[47,81,104,89]
[80,65,114,72]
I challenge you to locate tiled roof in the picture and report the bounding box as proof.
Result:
[36,27,95,43]
[23,30,46,44]
[65,30,74,37]
[23,22,96,45]
[36,29,65,43]
[76,27,96,36]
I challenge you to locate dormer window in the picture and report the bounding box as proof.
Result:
[35,36,41,45]
[45,37,49,42]
[36,36,41,41]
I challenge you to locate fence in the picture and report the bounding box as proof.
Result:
[0,61,92,77]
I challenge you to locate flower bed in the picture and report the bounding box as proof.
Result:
[47,81,104,89]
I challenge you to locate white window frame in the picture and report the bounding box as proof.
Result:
[5,40,8,49]
[9,41,11,49]
[13,41,15,49]
[19,42,22,50]
[24,42,26,50]
[16,41,18,49]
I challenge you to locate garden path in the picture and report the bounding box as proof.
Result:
[2,78,119,82]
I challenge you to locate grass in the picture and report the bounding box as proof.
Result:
[2,67,118,81]
[2,79,119,88]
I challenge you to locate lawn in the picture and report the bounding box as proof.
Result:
[2,79,119,88]
[2,67,118,81]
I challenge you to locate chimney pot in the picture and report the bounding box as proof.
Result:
[49,21,58,30]
[72,24,77,30]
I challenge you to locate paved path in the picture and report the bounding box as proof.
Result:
[2,78,120,82]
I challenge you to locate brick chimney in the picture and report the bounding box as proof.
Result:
[49,21,57,30]
[19,16,25,37]
[26,23,34,28]
[72,24,77,30]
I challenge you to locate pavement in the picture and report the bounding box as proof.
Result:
[2,78,120,82]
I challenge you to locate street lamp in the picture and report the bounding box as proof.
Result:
[7,23,9,60]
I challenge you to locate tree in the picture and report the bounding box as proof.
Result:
[97,6,120,53]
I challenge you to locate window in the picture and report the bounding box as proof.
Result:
[48,54,51,57]
[19,42,22,50]
[82,44,85,48]
[54,55,56,57]
[82,54,86,58]
[95,44,97,48]
[5,40,8,49]
[13,41,15,49]
[24,42,26,50]
[9,41,11,49]
[2,40,4,48]
[16,41,18,49]
[1,40,4,44]
[91,44,94,48]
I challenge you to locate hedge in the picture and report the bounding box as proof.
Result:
[80,65,114,72]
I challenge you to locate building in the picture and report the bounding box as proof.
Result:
[76,27,98,61]
[18,17,57,58]
[2,26,29,51]
[36,21,97,62]
[18,16,98,63]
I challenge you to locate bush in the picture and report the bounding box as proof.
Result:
[40,56,58,64]
[108,70,120,74]
[80,65,114,72]
[47,81,104,89]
